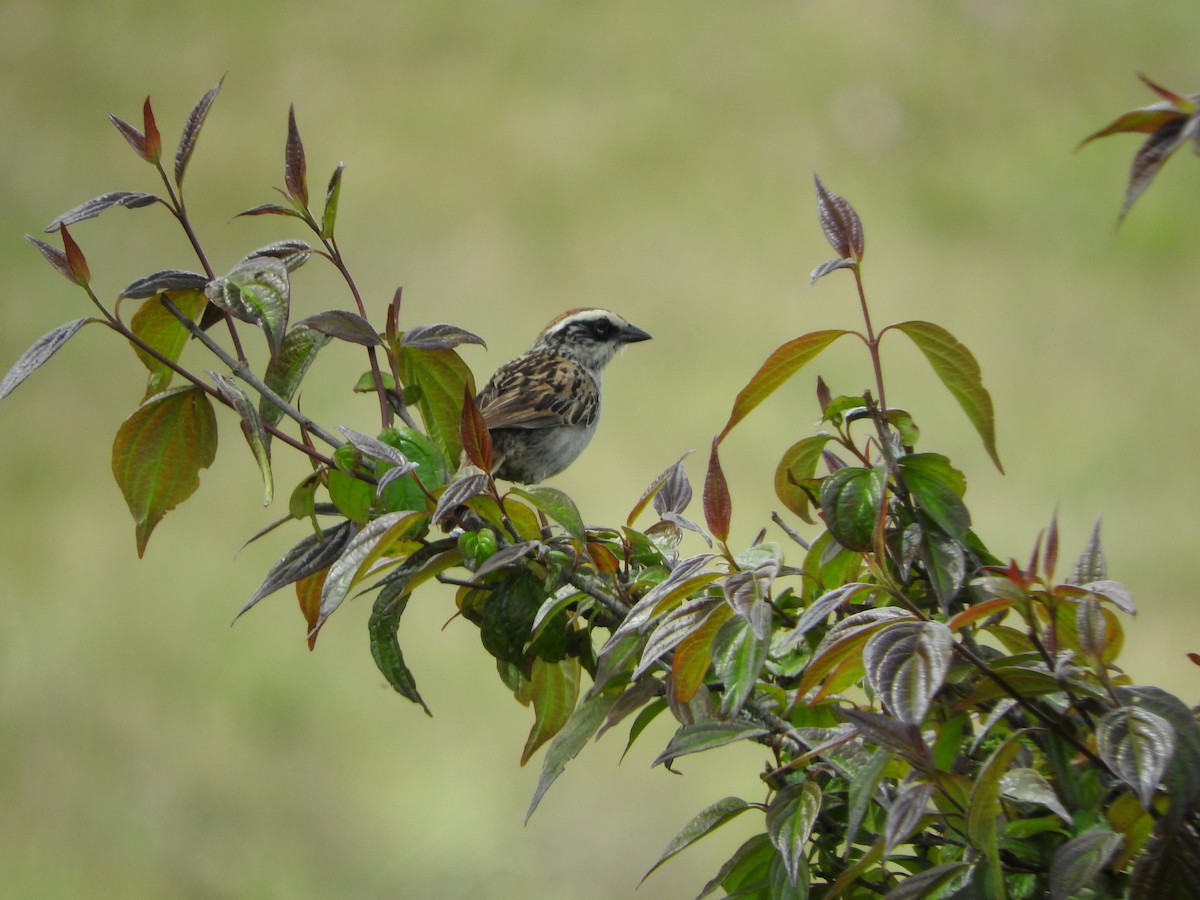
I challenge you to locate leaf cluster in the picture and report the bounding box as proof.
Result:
[7,86,1200,899]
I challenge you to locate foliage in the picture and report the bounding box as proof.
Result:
[6,84,1200,899]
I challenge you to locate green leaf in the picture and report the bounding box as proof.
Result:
[1117,686,1200,817]
[967,729,1031,893]
[641,796,754,885]
[885,781,934,854]
[1049,830,1123,900]
[398,345,475,467]
[774,434,834,524]
[884,861,972,900]
[129,290,208,398]
[205,256,291,358]
[863,620,953,725]
[718,330,850,441]
[210,372,273,505]
[0,318,91,401]
[521,657,582,765]
[798,607,915,700]
[111,385,217,557]
[713,616,770,716]
[299,309,381,346]
[481,569,551,668]
[512,486,585,543]
[766,781,821,889]
[526,686,622,821]
[652,720,770,769]
[696,833,774,899]
[889,320,1003,473]
[1000,768,1071,824]
[368,584,430,715]
[320,163,345,239]
[621,696,667,762]
[634,597,723,682]
[1098,705,1176,810]
[845,747,891,851]
[328,468,374,524]
[819,465,885,552]
[259,323,331,429]
[896,453,969,540]
[377,426,447,513]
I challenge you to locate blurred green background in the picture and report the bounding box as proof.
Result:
[3,2,1199,897]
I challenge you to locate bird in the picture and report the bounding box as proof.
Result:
[475,308,651,483]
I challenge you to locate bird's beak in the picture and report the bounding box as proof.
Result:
[620,323,652,344]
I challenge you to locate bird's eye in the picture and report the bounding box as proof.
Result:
[587,320,615,340]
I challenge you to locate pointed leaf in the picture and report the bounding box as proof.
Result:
[1071,517,1107,585]
[433,472,491,525]
[814,174,864,261]
[838,707,933,770]
[237,521,354,618]
[512,486,584,542]
[175,78,223,187]
[640,797,753,884]
[896,453,969,540]
[44,191,159,232]
[316,511,427,628]
[886,781,934,853]
[120,270,209,300]
[111,386,217,556]
[718,330,849,441]
[967,729,1030,875]
[628,453,691,526]
[1000,768,1071,824]
[1098,705,1176,809]
[890,320,1003,472]
[863,620,953,725]
[24,234,77,283]
[0,318,91,401]
[775,433,834,523]
[108,112,150,161]
[653,720,770,768]
[521,657,582,765]
[671,603,733,704]
[885,862,972,900]
[712,616,770,716]
[703,438,731,542]
[368,584,430,714]
[1130,822,1200,897]
[401,323,487,351]
[820,465,885,551]
[767,780,822,888]
[459,387,493,472]
[285,104,308,207]
[1050,830,1123,900]
[634,597,722,682]
[260,324,331,428]
[526,687,622,820]
[398,345,475,466]
[1120,118,1192,221]
[58,224,90,285]
[211,372,273,505]
[320,163,345,239]
[299,310,381,346]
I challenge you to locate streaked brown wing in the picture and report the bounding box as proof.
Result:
[476,351,599,431]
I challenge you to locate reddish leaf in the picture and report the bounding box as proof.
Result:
[1138,72,1196,109]
[814,174,864,262]
[23,234,76,284]
[947,596,1018,631]
[703,438,731,543]
[142,96,161,162]
[111,386,218,556]
[285,104,308,207]
[295,568,327,650]
[671,603,733,704]
[521,657,582,766]
[58,224,90,286]
[718,330,849,441]
[460,385,493,472]
[175,78,223,187]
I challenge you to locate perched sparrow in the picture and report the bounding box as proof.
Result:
[476,308,651,483]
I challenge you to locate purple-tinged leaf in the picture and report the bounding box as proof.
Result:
[526,686,622,821]
[766,780,822,888]
[1130,826,1200,899]
[608,553,717,640]
[810,256,858,285]
[886,781,934,853]
[1098,705,1176,809]
[108,112,150,161]
[237,521,354,619]
[889,320,1003,473]
[712,616,769,716]
[820,465,885,552]
[723,555,780,640]
[885,862,973,900]
[337,425,415,471]
[24,234,73,283]
[703,438,731,543]
[1119,117,1194,221]
[235,203,303,219]
[285,104,308,207]
[652,720,770,769]
[1070,517,1106,585]
[718,330,849,441]
[321,163,345,239]
[814,174,864,262]
[240,240,312,271]
[316,511,428,629]
[0,318,91,401]
[471,540,540,580]
[838,708,933,771]
[120,270,209,299]
[211,371,273,505]
[640,797,753,885]
[175,78,223,187]
[111,385,217,557]
[299,310,382,346]
[1080,579,1135,615]
[778,582,881,651]
[44,191,159,233]
[633,596,722,682]
[432,472,491,525]
[401,323,487,351]
[863,620,953,725]
[627,453,690,527]
[459,387,493,473]
[1000,768,1071,824]
[799,607,915,700]
[653,455,694,517]
[1049,830,1124,900]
